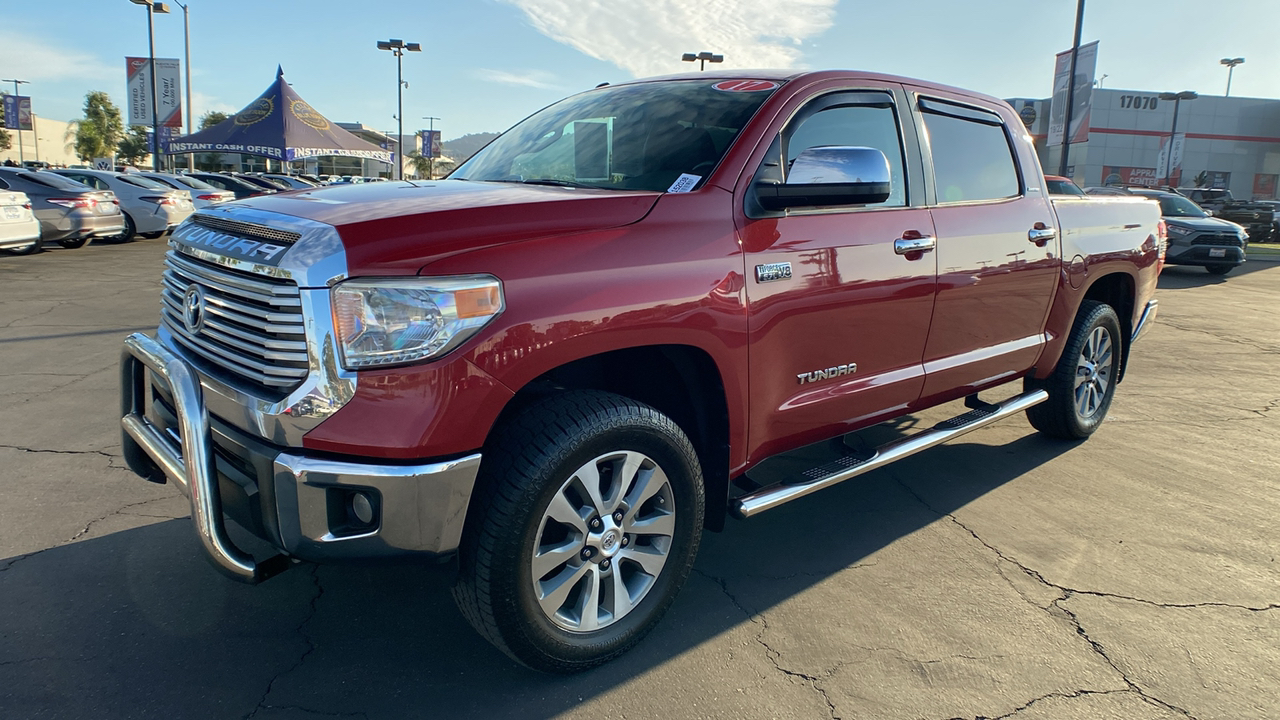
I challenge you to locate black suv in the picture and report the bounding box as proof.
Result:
[1178,188,1275,242]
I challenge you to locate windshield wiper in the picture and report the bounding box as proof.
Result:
[515,178,608,190]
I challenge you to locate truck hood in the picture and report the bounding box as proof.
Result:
[233,179,661,275]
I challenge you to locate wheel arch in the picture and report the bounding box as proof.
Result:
[485,344,733,532]
[1079,271,1135,382]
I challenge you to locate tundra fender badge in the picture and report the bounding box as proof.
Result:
[798,363,857,385]
[755,262,792,283]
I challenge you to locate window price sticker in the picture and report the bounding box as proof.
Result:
[667,173,702,193]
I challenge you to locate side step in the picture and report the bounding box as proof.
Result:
[729,389,1048,519]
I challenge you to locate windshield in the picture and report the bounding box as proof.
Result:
[1154,194,1208,218]
[118,175,170,190]
[169,175,217,191]
[1046,179,1085,196]
[20,171,91,191]
[453,79,779,192]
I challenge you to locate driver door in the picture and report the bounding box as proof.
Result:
[738,85,937,462]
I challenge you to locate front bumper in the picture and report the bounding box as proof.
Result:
[120,333,481,583]
[1165,236,1246,266]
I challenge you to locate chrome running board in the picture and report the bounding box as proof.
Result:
[729,389,1049,519]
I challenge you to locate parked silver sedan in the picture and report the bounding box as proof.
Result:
[137,172,236,210]
[51,169,193,241]
[0,189,43,255]
[0,167,124,248]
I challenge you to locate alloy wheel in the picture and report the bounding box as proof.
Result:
[530,450,676,633]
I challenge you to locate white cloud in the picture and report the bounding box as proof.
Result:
[476,69,565,90]
[0,31,116,84]
[190,90,237,122]
[503,0,838,78]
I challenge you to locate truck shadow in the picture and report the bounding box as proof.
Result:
[1158,259,1277,289]
[0,433,1075,719]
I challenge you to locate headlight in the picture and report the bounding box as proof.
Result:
[331,275,504,369]
[1166,224,1193,237]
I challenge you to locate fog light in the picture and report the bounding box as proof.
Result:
[350,492,375,525]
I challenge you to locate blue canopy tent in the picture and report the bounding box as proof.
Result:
[163,67,391,167]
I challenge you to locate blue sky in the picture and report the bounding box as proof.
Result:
[3,0,1278,141]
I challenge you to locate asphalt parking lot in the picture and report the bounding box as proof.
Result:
[1,239,1277,720]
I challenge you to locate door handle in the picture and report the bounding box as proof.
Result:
[1029,224,1057,246]
[894,234,936,255]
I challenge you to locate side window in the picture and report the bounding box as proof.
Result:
[921,104,1020,203]
[0,177,8,190]
[785,102,907,208]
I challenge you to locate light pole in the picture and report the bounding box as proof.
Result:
[1057,0,1086,177]
[172,0,193,170]
[422,115,439,178]
[1220,57,1244,97]
[377,38,421,180]
[2,78,29,165]
[681,51,723,71]
[1157,90,1197,186]
[129,0,170,171]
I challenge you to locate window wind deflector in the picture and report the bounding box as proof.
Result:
[918,97,1003,126]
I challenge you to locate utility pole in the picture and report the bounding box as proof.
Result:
[1058,0,1085,177]
[174,0,193,170]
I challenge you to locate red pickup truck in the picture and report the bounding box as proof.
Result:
[120,70,1162,672]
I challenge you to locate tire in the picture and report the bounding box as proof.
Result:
[58,235,91,249]
[1205,264,1233,276]
[4,238,42,255]
[104,214,136,243]
[1025,299,1123,439]
[452,390,705,673]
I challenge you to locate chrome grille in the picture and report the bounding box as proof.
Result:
[1192,234,1243,247]
[191,214,301,245]
[160,250,309,391]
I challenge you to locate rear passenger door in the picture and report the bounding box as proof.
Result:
[910,93,1059,403]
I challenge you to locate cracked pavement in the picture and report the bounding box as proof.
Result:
[1,242,1277,719]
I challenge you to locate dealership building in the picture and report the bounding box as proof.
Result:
[1009,89,1280,199]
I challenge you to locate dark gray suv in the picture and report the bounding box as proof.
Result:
[1130,189,1248,275]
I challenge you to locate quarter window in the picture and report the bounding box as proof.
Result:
[922,105,1019,203]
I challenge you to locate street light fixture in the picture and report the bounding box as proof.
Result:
[681,51,723,71]
[1157,90,1197,186]
[1220,57,1244,97]
[377,38,421,180]
[129,0,170,171]
[1,78,30,165]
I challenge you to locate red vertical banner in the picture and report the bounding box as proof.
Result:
[1253,174,1277,200]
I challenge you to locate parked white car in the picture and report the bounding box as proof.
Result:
[0,190,42,255]
[50,169,193,241]
[137,172,236,210]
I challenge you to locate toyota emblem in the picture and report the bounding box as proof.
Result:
[182,285,207,334]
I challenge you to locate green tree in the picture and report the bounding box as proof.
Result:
[117,125,151,165]
[0,92,10,152]
[195,111,230,169]
[68,91,125,161]
[406,150,432,179]
[199,110,229,130]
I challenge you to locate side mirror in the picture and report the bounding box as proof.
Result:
[755,146,891,211]
[1204,209,1214,216]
